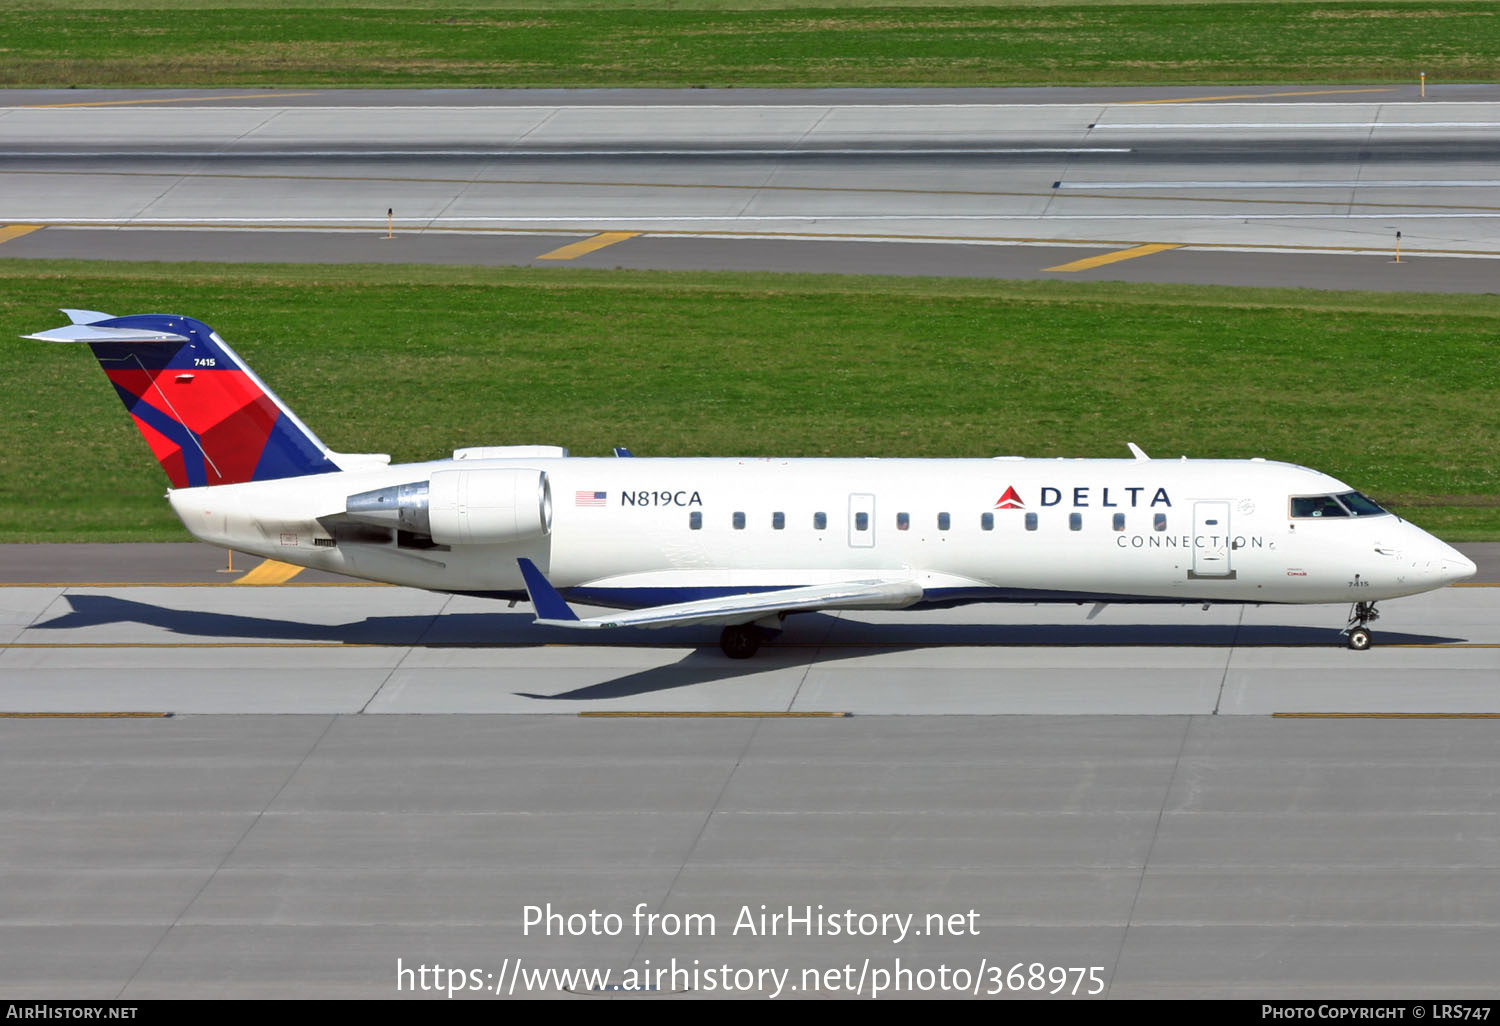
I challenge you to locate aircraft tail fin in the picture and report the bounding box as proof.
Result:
[25,310,342,488]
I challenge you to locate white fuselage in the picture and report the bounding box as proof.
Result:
[166,455,1474,612]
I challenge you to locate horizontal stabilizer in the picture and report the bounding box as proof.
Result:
[23,324,190,344]
[62,309,115,325]
[517,559,922,630]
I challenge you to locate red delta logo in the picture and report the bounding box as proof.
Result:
[994,486,1025,510]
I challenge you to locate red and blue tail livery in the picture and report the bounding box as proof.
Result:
[26,310,340,487]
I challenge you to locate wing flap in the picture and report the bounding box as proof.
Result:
[517,559,922,630]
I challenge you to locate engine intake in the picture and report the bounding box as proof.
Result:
[345,469,551,546]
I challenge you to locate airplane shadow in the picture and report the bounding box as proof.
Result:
[32,594,1469,703]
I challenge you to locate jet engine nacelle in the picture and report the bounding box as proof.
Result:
[345,468,552,546]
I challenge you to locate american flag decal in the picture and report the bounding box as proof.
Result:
[575,490,606,507]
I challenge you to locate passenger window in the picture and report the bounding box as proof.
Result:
[1069,512,1082,531]
[855,512,869,532]
[689,511,702,530]
[1154,513,1167,531]
[1113,513,1125,532]
[937,512,950,531]
[897,512,909,531]
[814,512,827,530]
[1025,513,1038,532]
[733,511,745,530]
[772,511,785,530]
[981,512,994,531]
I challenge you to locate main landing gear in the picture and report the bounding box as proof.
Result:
[1342,601,1381,651]
[720,624,763,659]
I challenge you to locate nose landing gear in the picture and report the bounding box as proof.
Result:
[1342,601,1380,650]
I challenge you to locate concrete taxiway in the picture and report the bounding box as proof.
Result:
[4,713,1500,1000]
[1,542,1496,715]
[5,88,1500,290]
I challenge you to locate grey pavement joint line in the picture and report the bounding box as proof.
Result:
[6,586,65,646]
[624,718,763,986]
[785,609,842,713]
[1105,715,1195,998]
[1213,606,1247,716]
[115,714,340,999]
[358,593,455,713]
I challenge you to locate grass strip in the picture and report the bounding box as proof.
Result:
[1,3,1496,89]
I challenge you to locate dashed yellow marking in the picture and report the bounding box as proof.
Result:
[20,92,322,109]
[3,642,376,649]
[0,711,172,718]
[1121,88,1395,106]
[0,581,387,588]
[579,711,851,718]
[6,216,1500,258]
[232,559,307,585]
[1045,243,1184,272]
[536,231,641,260]
[0,225,41,245]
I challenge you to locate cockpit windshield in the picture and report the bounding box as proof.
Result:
[1337,491,1388,516]
[1289,491,1389,519]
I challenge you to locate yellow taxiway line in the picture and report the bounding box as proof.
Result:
[0,711,172,718]
[578,711,851,718]
[1044,242,1183,272]
[9,216,1500,258]
[2,642,378,649]
[536,231,641,260]
[0,581,388,588]
[1121,88,1395,106]
[19,93,323,109]
[0,225,42,245]
[5,641,1498,651]
[232,559,307,585]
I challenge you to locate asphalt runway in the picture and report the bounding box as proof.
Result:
[5,87,1500,290]
[4,87,1499,1000]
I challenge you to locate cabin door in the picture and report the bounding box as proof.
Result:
[1191,500,1233,577]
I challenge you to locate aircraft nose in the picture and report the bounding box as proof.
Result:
[1438,549,1477,584]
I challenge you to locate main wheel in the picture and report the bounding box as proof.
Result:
[1346,626,1372,651]
[719,624,761,660]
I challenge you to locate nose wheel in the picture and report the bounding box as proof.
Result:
[1342,601,1380,650]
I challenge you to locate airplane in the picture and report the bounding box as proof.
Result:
[25,309,1477,656]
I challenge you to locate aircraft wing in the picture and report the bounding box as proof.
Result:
[517,558,922,630]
